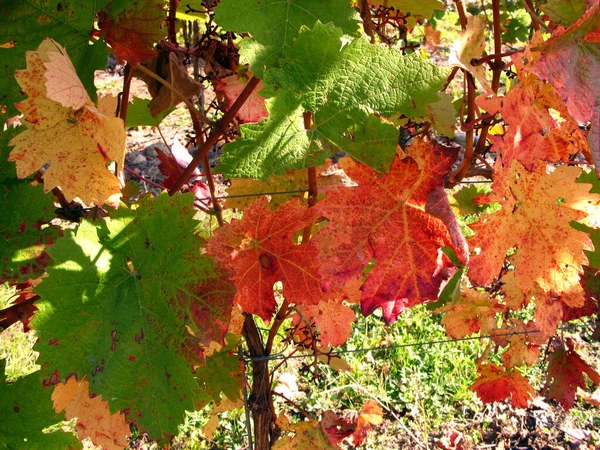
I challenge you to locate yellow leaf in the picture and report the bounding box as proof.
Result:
[52,377,130,450]
[8,38,125,207]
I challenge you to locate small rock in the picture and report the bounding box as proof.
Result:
[126,152,147,166]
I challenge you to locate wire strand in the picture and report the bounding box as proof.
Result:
[241,323,593,363]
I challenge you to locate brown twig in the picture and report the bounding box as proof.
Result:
[522,0,549,31]
[201,152,224,226]
[449,71,476,185]
[272,391,314,421]
[471,50,521,66]
[169,76,261,194]
[359,0,376,43]
[167,0,180,44]
[265,299,291,356]
[118,63,134,123]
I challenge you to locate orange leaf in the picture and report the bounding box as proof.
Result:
[98,0,167,65]
[8,38,125,207]
[477,74,588,171]
[493,320,541,368]
[468,162,600,306]
[437,288,506,339]
[314,139,459,324]
[52,377,130,450]
[274,413,340,449]
[351,400,383,446]
[208,198,322,321]
[470,363,534,408]
[291,280,361,349]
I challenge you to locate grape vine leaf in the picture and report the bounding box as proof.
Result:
[436,288,506,339]
[125,97,174,128]
[0,180,59,283]
[492,320,541,368]
[98,0,167,65]
[273,413,340,449]
[470,363,534,408]
[155,138,201,190]
[351,400,383,446]
[448,15,491,92]
[369,0,444,28]
[291,280,361,349]
[528,0,600,125]
[8,39,126,207]
[217,23,448,179]
[216,74,268,123]
[201,396,244,440]
[0,361,82,450]
[427,92,457,137]
[468,162,600,307]
[52,376,130,450]
[214,0,358,77]
[544,342,600,410]
[0,0,126,117]
[208,197,322,321]
[314,139,460,325]
[135,50,203,116]
[32,193,236,441]
[477,73,588,171]
[541,0,593,26]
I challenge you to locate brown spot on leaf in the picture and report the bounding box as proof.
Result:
[259,253,274,270]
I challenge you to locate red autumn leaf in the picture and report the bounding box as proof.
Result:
[468,162,599,306]
[527,0,600,125]
[544,342,600,410]
[208,197,322,321]
[436,288,506,339]
[477,73,588,171]
[98,0,167,65]
[156,139,201,188]
[216,74,268,123]
[0,288,38,331]
[470,363,534,408]
[291,279,361,349]
[351,400,383,446]
[314,139,459,325]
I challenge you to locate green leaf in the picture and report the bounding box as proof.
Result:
[0,181,59,283]
[217,22,448,179]
[126,97,174,127]
[541,0,591,26]
[427,266,465,311]
[452,184,495,217]
[32,193,236,442]
[0,1,129,118]
[0,361,81,450]
[214,0,358,77]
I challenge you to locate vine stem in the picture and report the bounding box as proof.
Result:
[118,63,134,123]
[167,0,179,44]
[359,0,375,43]
[169,76,261,194]
[450,0,505,186]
